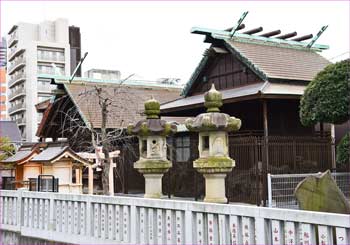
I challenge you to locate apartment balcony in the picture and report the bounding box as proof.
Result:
[8,72,26,88]
[8,55,26,75]
[37,84,57,93]
[16,117,26,126]
[8,32,18,48]
[37,53,65,64]
[8,87,25,102]
[8,102,26,115]
[8,48,25,62]
[37,67,64,76]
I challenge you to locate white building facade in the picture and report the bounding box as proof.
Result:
[7,19,72,142]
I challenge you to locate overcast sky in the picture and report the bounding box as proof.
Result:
[1,1,349,83]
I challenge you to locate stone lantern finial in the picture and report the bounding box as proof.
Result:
[144,96,160,119]
[204,84,223,113]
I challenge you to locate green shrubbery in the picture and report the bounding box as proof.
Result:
[300,59,350,126]
[336,133,349,168]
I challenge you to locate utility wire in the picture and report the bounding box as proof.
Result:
[329,51,350,60]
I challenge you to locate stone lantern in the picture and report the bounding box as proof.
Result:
[185,84,241,203]
[127,97,176,198]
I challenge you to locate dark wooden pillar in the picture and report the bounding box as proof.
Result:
[262,100,269,206]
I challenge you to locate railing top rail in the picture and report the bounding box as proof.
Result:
[269,172,350,178]
[1,190,349,228]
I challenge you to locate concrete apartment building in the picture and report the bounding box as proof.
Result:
[84,69,121,80]
[0,37,7,120]
[7,19,81,142]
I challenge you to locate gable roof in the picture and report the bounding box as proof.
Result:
[181,38,331,97]
[1,146,40,165]
[36,78,182,137]
[31,146,91,165]
[0,121,22,142]
[63,82,181,129]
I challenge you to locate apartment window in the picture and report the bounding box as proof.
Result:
[175,136,190,162]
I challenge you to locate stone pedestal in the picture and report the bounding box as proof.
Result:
[194,156,234,203]
[143,174,164,198]
[203,173,228,203]
[134,159,172,198]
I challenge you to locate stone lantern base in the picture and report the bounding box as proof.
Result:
[134,159,172,198]
[193,156,234,203]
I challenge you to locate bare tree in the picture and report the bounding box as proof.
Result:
[58,75,139,195]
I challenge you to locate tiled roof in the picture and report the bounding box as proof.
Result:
[31,146,69,162]
[0,121,21,142]
[225,39,331,81]
[64,82,181,129]
[1,150,33,163]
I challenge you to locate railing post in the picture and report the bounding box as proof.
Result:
[49,193,55,232]
[16,189,23,230]
[184,208,193,244]
[86,196,92,237]
[255,217,266,244]
[267,173,272,208]
[130,205,137,244]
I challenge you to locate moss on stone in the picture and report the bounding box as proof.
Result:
[145,98,160,119]
[134,159,172,171]
[193,156,234,169]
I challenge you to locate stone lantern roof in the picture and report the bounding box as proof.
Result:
[127,97,177,136]
[185,84,241,132]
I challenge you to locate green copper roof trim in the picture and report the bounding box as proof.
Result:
[223,41,268,82]
[227,36,325,53]
[181,55,210,96]
[191,27,329,51]
[37,74,183,89]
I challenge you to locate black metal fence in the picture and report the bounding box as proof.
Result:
[1,177,15,190]
[29,175,59,192]
[165,134,333,205]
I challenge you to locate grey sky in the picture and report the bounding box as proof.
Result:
[1,1,349,83]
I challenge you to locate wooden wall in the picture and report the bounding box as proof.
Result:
[189,53,263,96]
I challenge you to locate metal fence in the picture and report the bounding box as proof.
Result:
[267,172,350,209]
[28,175,59,192]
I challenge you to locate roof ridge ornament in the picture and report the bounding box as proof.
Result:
[307,25,328,48]
[190,12,329,51]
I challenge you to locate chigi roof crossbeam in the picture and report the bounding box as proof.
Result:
[191,11,329,51]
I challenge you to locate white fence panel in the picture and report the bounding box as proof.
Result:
[0,190,349,245]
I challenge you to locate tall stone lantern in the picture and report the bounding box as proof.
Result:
[185,84,241,203]
[127,97,177,198]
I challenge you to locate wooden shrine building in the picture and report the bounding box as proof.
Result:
[160,16,336,205]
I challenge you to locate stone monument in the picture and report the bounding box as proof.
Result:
[295,170,350,214]
[127,97,177,198]
[185,84,241,203]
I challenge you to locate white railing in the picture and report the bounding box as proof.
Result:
[0,190,349,245]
